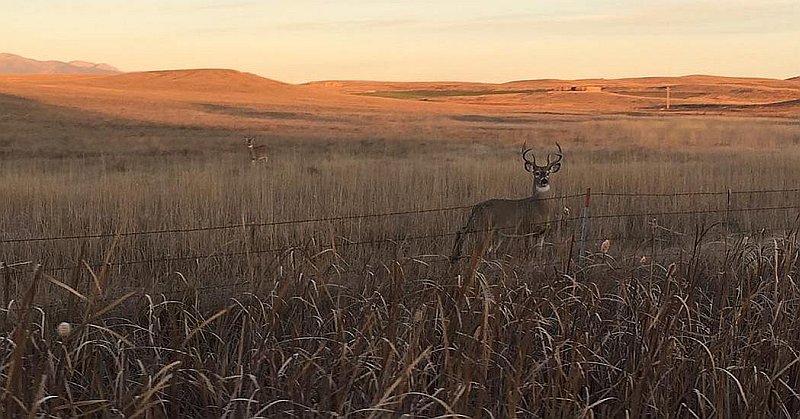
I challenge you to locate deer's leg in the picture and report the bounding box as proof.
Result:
[490,230,498,253]
[536,233,546,262]
[516,236,528,259]
[450,228,468,263]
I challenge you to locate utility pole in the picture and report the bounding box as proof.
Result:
[666,86,671,110]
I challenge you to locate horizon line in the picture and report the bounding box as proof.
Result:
[3,52,798,85]
[4,68,798,86]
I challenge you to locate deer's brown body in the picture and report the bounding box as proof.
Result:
[451,143,563,262]
[245,137,268,164]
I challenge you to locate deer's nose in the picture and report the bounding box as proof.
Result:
[540,178,549,186]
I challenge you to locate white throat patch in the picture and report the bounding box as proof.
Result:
[535,184,551,193]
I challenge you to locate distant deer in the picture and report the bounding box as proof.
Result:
[450,143,563,262]
[245,136,268,164]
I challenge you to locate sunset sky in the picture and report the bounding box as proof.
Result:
[2,0,798,83]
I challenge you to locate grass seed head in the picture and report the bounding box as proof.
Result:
[57,322,72,337]
[600,239,611,254]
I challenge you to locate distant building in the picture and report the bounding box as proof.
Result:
[553,85,603,92]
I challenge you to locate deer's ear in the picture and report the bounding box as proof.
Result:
[550,163,561,173]
[524,162,534,172]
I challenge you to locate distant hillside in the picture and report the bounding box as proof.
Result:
[0,53,119,74]
[1,69,798,126]
[788,76,800,81]
[87,69,289,93]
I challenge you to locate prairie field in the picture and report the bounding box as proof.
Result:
[2,78,800,417]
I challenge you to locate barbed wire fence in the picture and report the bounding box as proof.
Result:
[2,187,800,308]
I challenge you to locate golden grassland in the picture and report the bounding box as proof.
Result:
[1,70,799,142]
[2,76,800,416]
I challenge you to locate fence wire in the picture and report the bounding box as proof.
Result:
[3,209,797,275]
[2,187,800,302]
[593,187,800,198]
[3,187,799,245]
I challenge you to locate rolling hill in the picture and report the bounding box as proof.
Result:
[0,66,798,144]
[0,53,119,74]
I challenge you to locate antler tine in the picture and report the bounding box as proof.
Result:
[521,142,537,167]
[547,142,563,166]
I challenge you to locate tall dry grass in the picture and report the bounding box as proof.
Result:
[3,142,800,285]
[2,231,800,417]
[2,113,800,416]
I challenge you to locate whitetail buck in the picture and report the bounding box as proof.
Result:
[245,136,268,164]
[450,143,563,262]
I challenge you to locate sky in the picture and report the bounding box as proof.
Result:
[1,0,798,83]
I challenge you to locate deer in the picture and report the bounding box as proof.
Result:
[450,143,563,263]
[245,136,268,164]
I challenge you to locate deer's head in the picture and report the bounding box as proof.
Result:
[244,137,255,147]
[521,143,563,194]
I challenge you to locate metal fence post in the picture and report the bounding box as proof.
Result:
[578,188,592,266]
[724,187,732,251]
[1,262,9,308]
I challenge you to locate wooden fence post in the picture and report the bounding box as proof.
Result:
[1,262,10,308]
[725,187,732,245]
[578,188,592,266]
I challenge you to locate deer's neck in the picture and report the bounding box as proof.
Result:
[531,184,552,199]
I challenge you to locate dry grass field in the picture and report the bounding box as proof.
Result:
[2,72,800,417]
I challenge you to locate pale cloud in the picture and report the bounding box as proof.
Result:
[192,26,240,35]
[1,0,797,82]
[278,18,422,31]
[625,0,800,33]
[195,1,256,10]
[272,1,799,37]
